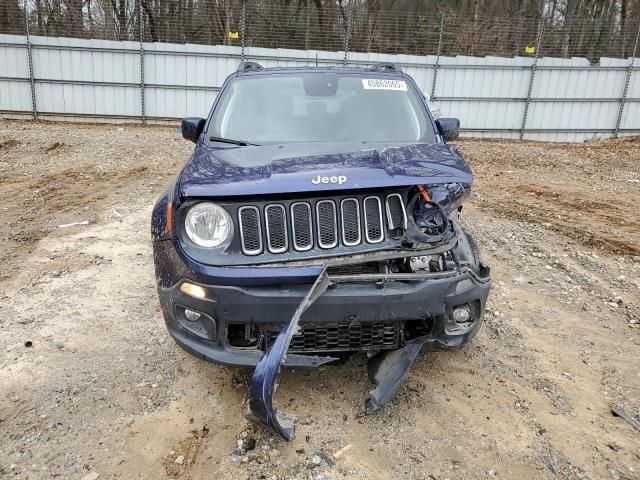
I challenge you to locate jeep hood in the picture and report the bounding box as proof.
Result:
[179,142,472,197]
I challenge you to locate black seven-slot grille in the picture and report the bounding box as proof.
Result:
[237,192,407,256]
[259,321,400,352]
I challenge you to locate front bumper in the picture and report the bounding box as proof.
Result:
[157,266,490,368]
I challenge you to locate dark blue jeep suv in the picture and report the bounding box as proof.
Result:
[151,62,490,435]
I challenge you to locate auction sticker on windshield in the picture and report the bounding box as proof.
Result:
[362,79,407,91]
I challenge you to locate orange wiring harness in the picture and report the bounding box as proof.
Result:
[417,184,431,202]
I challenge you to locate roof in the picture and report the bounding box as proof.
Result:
[235,62,404,77]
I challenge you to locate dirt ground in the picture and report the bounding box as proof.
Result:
[0,120,639,480]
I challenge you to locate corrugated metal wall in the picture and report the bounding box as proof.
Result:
[1,33,638,142]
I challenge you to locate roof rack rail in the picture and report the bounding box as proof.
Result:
[237,61,263,72]
[368,62,402,73]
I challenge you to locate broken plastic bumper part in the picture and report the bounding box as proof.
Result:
[247,268,330,440]
[157,263,489,440]
[157,266,490,367]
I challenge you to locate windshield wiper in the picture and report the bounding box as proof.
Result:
[209,136,258,146]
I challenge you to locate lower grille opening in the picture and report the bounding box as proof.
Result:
[258,321,400,353]
[226,319,436,353]
[227,323,259,348]
[327,262,381,276]
[403,318,434,340]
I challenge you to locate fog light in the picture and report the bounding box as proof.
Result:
[180,282,206,299]
[453,305,471,323]
[184,309,202,322]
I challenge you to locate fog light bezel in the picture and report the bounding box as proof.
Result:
[444,301,481,336]
[175,305,217,341]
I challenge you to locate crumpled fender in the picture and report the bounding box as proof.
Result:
[246,267,331,440]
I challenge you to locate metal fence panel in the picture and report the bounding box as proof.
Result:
[0,80,32,113]
[625,66,640,99]
[438,56,533,97]
[31,37,141,82]
[527,102,619,130]
[144,87,214,119]
[521,57,629,141]
[434,56,531,134]
[1,32,640,141]
[144,42,239,87]
[0,38,28,77]
[0,35,31,113]
[621,102,640,132]
[34,82,141,117]
[446,100,527,133]
[621,64,640,132]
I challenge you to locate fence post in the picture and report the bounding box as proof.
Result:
[24,9,37,120]
[343,6,352,66]
[615,23,640,138]
[138,0,146,124]
[520,16,545,140]
[430,14,445,100]
[240,0,246,61]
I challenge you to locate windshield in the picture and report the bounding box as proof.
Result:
[208,73,435,145]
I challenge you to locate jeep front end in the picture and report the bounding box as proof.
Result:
[151,63,491,439]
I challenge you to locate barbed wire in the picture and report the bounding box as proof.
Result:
[1,0,639,61]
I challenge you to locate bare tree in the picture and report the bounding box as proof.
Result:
[3,0,638,60]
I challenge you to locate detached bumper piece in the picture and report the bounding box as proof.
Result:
[247,268,331,441]
[245,266,484,441]
[157,240,490,440]
[365,338,427,414]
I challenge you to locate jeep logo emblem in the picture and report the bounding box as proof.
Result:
[311,175,347,185]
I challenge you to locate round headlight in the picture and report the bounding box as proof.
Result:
[184,202,232,248]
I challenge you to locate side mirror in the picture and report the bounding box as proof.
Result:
[436,118,460,142]
[181,117,206,143]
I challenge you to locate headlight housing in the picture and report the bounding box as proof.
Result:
[184,202,232,248]
[426,183,468,214]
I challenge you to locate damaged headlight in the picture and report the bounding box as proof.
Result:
[415,183,468,222]
[414,201,447,235]
[428,183,467,213]
[184,202,232,247]
[405,183,469,245]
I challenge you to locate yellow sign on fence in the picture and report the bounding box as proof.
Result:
[525,45,536,54]
[229,31,239,40]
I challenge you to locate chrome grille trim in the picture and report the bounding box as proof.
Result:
[340,198,361,246]
[385,193,407,230]
[315,200,338,249]
[264,204,288,254]
[363,196,384,244]
[238,206,263,255]
[290,202,313,251]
